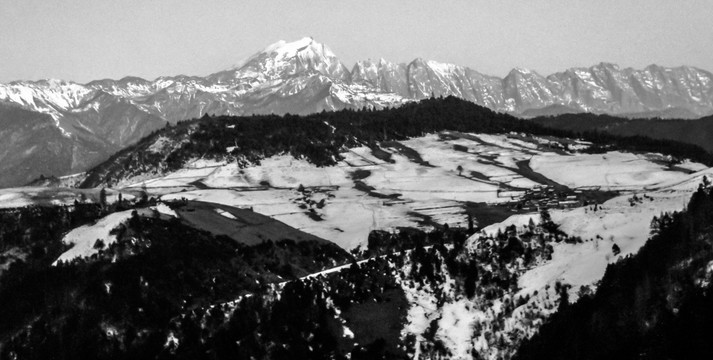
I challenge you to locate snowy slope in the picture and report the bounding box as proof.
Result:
[530,152,686,190]
[462,168,713,326]
[52,209,136,265]
[135,132,551,249]
[108,131,705,255]
[387,137,710,359]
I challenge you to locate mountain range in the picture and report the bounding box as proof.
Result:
[1,37,713,187]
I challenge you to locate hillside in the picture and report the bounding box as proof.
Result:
[0,198,352,360]
[0,103,112,187]
[515,183,713,360]
[4,178,709,358]
[532,113,713,154]
[79,97,713,189]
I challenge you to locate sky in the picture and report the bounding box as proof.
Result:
[1,0,712,83]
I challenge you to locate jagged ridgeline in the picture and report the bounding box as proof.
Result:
[80,97,713,188]
[515,184,713,360]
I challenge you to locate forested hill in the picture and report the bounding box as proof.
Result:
[80,96,713,188]
[532,113,713,154]
[515,182,713,360]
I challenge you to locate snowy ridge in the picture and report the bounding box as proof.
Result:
[1,38,712,186]
[2,38,712,141]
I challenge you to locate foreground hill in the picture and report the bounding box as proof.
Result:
[0,199,351,359]
[516,183,713,360]
[3,178,711,358]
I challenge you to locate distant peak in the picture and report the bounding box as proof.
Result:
[593,62,619,70]
[18,78,81,88]
[230,37,340,71]
[410,57,427,66]
[262,37,315,54]
[118,76,150,84]
[508,67,536,77]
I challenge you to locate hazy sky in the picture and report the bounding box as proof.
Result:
[1,0,711,83]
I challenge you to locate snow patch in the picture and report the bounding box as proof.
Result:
[152,202,177,217]
[215,208,237,220]
[52,210,135,265]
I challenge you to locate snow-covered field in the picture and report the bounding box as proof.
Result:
[154,132,548,249]
[163,187,417,249]
[109,131,704,252]
[530,152,703,190]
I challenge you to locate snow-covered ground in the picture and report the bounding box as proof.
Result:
[473,166,713,303]
[530,151,690,190]
[113,132,706,252]
[386,137,711,359]
[152,202,178,217]
[163,187,417,249]
[52,209,137,265]
[0,187,134,209]
[155,132,545,249]
[0,191,32,208]
[397,166,709,359]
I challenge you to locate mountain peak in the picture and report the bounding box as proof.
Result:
[260,37,319,58]
[513,67,533,74]
[592,62,620,71]
[506,67,540,79]
[235,37,339,68]
[213,37,349,84]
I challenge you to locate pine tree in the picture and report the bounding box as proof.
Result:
[539,207,552,225]
[99,188,107,207]
[612,243,621,256]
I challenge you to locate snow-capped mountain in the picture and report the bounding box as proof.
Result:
[1,37,713,187]
[350,58,713,117]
